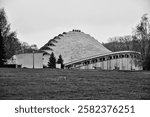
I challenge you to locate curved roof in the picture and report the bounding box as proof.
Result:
[40,30,111,63]
[65,51,141,66]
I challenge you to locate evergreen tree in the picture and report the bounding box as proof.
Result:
[48,52,56,68]
[0,28,6,67]
[57,54,64,69]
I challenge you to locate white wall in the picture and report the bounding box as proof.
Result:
[73,57,142,70]
[16,53,43,68]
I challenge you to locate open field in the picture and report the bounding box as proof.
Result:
[0,68,150,100]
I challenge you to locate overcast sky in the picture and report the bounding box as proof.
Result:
[0,0,150,48]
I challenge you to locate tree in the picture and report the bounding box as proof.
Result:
[48,52,56,68]
[0,8,39,60]
[0,8,7,66]
[142,40,150,70]
[0,8,7,30]
[57,54,64,69]
[133,14,150,58]
[133,14,150,70]
[103,35,133,52]
[0,28,6,67]
[4,31,22,58]
[20,42,38,53]
[0,8,21,59]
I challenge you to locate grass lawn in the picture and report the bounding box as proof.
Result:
[0,68,150,100]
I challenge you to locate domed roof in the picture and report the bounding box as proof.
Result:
[40,30,111,63]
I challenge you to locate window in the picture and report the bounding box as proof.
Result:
[109,56,112,60]
[134,55,137,58]
[125,54,129,58]
[119,55,122,58]
[92,59,97,63]
[99,58,102,61]
[91,60,94,63]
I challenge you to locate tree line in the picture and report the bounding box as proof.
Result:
[103,14,150,70]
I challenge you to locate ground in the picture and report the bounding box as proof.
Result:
[0,68,150,100]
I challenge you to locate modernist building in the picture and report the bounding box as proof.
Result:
[8,52,51,68]
[9,30,142,70]
[64,51,142,70]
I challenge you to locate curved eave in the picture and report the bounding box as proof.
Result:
[64,51,141,66]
